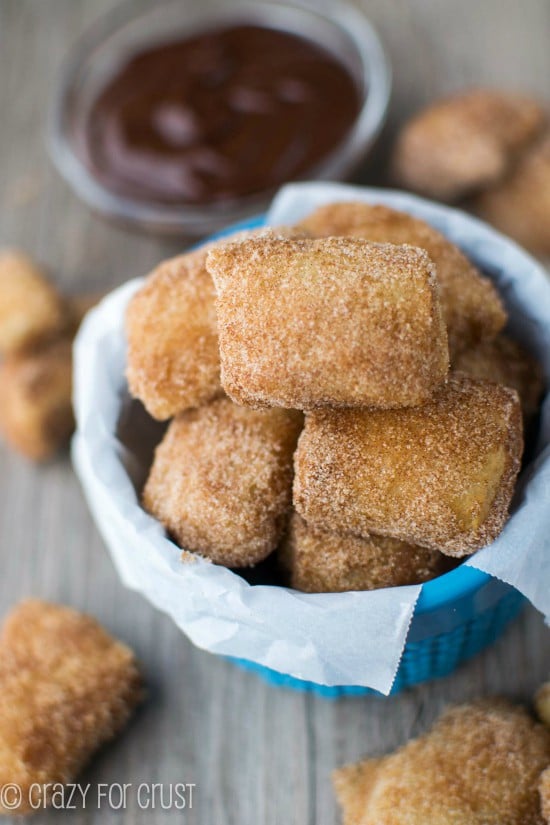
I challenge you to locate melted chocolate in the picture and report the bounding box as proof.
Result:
[77,24,361,204]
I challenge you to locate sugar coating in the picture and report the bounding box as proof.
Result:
[475,135,550,255]
[143,398,303,567]
[335,759,383,825]
[280,513,448,593]
[297,202,506,356]
[0,250,67,355]
[207,236,449,410]
[0,338,74,461]
[125,245,221,420]
[535,682,550,728]
[540,768,550,824]
[0,600,142,814]
[392,89,546,201]
[454,333,545,422]
[125,227,306,420]
[333,700,550,825]
[294,373,523,556]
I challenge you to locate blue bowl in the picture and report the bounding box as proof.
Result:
[230,572,524,696]
[207,214,526,697]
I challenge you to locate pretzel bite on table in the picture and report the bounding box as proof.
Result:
[333,700,550,825]
[474,134,550,255]
[280,513,448,593]
[0,249,67,355]
[207,236,449,410]
[0,338,74,461]
[294,373,523,557]
[535,682,550,728]
[0,600,142,814]
[297,202,507,355]
[540,768,550,823]
[125,245,221,420]
[453,334,545,422]
[392,89,546,202]
[143,398,303,567]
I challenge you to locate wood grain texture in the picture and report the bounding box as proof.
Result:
[0,1,549,823]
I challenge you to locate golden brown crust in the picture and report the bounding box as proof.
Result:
[0,600,143,814]
[473,134,550,255]
[540,767,550,823]
[280,513,447,592]
[297,202,507,355]
[143,398,303,566]
[207,236,449,410]
[334,700,550,825]
[0,338,74,461]
[294,373,523,556]
[125,245,222,420]
[333,759,383,825]
[453,334,545,421]
[392,89,546,201]
[125,227,306,421]
[0,250,67,355]
[535,683,550,728]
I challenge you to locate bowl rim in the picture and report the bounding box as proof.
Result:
[47,0,391,234]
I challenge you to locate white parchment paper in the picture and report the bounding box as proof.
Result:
[72,183,550,694]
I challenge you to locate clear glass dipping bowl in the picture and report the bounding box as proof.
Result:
[49,0,391,236]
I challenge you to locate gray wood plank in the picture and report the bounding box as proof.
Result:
[0,1,549,823]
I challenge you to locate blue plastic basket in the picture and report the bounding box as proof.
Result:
[202,214,526,697]
[229,568,525,696]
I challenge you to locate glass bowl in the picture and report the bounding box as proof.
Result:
[48,0,391,236]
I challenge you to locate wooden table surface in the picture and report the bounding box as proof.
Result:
[0,1,549,822]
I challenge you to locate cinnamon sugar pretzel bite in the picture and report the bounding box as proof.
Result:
[453,334,544,422]
[334,700,550,825]
[474,134,550,255]
[280,513,447,592]
[297,201,506,355]
[0,600,142,814]
[0,250,67,355]
[294,373,523,557]
[143,398,302,566]
[207,236,449,410]
[392,89,545,202]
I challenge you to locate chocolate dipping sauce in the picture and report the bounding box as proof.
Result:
[76,24,361,204]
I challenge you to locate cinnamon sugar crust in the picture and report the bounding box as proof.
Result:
[0,250,67,355]
[474,134,550,255]
[0,338,74,461]
[0,600,143,814]
[540,767,550,824]
[334,700,550,825]
[125,245,222,420]
[280,513,447,593]
[297,202,506,355]
[126,227,307,420]
[392,89,546,202]
[143,398,303,566]
[535,682,550,728]
[207,236,449,410]
[293,373,523,556]
[454,334,545,421]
